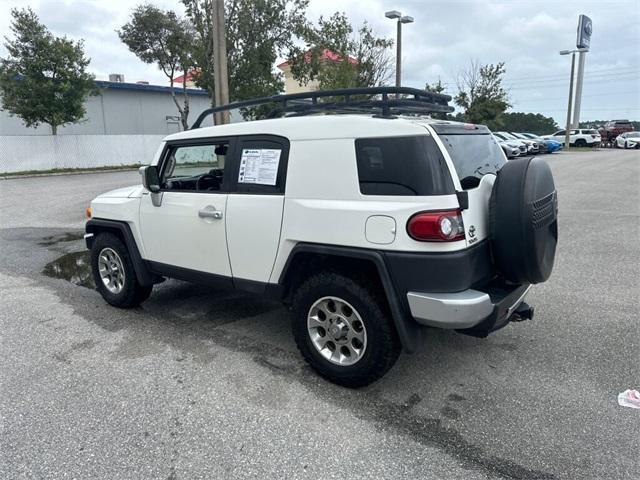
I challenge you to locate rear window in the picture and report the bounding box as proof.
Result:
[438,133,506,189]
[355,136,454,196]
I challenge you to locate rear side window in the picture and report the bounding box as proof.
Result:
[438,133,506,189]
[355,136,454,196]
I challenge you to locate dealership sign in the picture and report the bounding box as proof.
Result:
[577,15,593,50]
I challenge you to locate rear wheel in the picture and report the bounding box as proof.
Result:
[575,138,587,147]
[91,233,152,308]
[291,272,400,388]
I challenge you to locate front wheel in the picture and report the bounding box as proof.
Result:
[291,272,400,388]
[575,139,587,147]
[91,233,152,308]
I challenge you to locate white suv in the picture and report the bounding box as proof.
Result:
[86,88,558,387]
[544,129,600,147]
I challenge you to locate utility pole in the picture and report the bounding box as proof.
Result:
[385,10,414,98]
[212,0,230,124]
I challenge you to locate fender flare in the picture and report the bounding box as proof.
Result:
[278,243,425,353]
[85,218,161,286]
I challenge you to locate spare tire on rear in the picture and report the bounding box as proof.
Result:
[490,157,558,284]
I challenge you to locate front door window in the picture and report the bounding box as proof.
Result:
[161,142,229,192]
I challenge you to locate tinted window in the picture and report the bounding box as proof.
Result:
[439,133,506,189]
[355,136,454,196]
[555,130,565,136]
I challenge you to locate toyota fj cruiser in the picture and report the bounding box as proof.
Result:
[86,87,558,387]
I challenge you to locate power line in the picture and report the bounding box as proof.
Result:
[512,90,640,102]
[504,66,639,83]
[506,75,640,90]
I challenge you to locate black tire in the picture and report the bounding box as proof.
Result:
[624,141,628,149]
[490,157,558,284]
[291,272,400,388]
[575,138,587,147]
[91,233,152,308]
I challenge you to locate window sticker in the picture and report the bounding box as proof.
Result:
[238,148,281,186]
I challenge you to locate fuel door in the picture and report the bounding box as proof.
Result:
[365,215,397,245]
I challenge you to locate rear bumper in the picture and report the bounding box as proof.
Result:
[407,284,532,335]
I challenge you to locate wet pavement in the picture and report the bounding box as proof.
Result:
[1,149,639,479]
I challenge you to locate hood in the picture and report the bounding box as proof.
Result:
[97,185,143,198]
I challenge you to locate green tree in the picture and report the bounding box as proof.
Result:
[288,12,394,91]
[0,8,95,134]
[425,78,448,119]
[119,5,195,130]
[183,0,310,118]
[454,60,510,130]
[425,78,446,94]
[502,112,557,135]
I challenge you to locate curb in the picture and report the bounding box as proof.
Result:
[1,167,141,180]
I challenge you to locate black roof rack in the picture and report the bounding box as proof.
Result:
[191,86,454,129]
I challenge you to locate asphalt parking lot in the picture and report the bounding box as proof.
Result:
[1,148,638,479]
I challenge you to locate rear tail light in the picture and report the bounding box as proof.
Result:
[407,210,465,242]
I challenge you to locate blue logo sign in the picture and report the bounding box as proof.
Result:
[577,15,593,50]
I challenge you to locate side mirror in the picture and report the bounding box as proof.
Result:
[140,166,160,193]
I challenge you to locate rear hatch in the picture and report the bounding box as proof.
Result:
[427,123,507,247]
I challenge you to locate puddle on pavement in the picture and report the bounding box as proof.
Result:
[43,251,95,289]
[39,232,85,246]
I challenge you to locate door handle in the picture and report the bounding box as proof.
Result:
[198,206,223,220]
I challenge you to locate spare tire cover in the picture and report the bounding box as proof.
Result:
[490,157,558,284]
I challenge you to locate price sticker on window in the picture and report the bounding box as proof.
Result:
[238,149,281,186]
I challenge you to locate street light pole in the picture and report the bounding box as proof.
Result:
[385,10,414,97]
[395,19,402,91]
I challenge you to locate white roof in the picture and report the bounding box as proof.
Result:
[164,114,461,142]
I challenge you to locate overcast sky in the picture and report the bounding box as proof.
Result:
[1,0,639,124]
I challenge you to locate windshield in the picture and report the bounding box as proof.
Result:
[493,132,508,141]
[498,132,518,140]
[439,133,506,190]
[510,132,527,139]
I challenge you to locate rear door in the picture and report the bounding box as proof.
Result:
[225,135,289,288]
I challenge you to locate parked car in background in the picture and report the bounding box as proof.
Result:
[496,132,539,154]
[493,132,527,156]
[543,129,600,147]
[509,132,544,154]
[496,136,521,158]
[616,131,640,149]
[520,133,563,154]
[599,120,634,146]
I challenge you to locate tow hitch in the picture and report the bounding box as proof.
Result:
[509,302,534,322]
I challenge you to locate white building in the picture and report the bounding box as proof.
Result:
[0,79,213,136]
